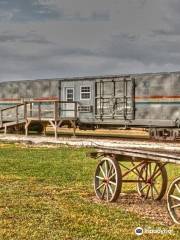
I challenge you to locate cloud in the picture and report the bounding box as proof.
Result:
[0,8,20,22]
[0,0,180,82]
[0,32,52,44]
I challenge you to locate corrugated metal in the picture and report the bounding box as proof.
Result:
[0,71,180,127]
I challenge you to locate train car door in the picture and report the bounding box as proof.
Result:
[95,78,135,120]
[64,87,75,117]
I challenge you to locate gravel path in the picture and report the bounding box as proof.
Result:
[1,134,180,152]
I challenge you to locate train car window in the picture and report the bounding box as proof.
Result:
[66,88,74,102]
[81,86,91,100]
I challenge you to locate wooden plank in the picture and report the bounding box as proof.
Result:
[16,105,18,124]
[4,120,26,127]
[38,102,41,120]
[1,103,24,112]
[93,147,180,164]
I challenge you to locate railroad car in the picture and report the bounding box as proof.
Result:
[0,71,180,140]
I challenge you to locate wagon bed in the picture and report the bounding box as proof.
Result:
[90,145,180,224]
[91,146,180,164]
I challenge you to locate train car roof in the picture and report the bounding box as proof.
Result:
[0,70,180,84]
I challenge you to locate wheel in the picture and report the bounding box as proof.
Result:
[94,157,122,202]
[137,162,168,200]
[167,177,180,224]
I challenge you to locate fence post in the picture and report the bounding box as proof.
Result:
[75,102,77,119]
[16,105,18,124]
[30,102,32,118]
[38,102,41,120]
[0,110,2,127]
[59,101,61,118]
[54,101,58,121]
[24,102,27,120]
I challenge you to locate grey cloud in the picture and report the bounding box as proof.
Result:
[33,0,111,22]
[102,33,180,65]
[68,10,110,22]
[0,0,180,82]
[0,32,52,44]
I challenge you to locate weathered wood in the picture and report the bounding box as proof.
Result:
[0,110,2,124]
[0,100,78,138]
[54,101,58,121]
[0,103,24,112]
[30,102,33,118]
[16,105,18,124]
[24,102,27,120]
[74,102,78,119]
[91,146,180,165]
[25,120,31,136]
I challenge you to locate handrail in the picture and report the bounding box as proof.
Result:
[0,103,24,112]
[24,100,79,104]
[0,100,79,125]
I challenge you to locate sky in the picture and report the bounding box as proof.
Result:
[0,0,180,81]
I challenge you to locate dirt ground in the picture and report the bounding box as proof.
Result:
[48,127,149,136]
[1,133,180,152]
[90,192,173,226]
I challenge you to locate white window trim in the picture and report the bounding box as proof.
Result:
[66,87,74,101]
[80,86,91,100]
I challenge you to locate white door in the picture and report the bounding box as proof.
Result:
[64,88,75,117]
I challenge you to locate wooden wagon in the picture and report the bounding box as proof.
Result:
[90,146,180,224]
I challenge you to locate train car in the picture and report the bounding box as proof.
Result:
[0,71,180,140]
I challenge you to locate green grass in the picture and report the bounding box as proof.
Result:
[0,144,179,240]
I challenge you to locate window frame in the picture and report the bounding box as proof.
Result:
[78,105,92,113]
[66,87,74,102]
[80,86,91,100]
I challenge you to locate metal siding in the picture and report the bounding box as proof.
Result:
[135,72,180,122]
[61,79,95,121]
[95,78,135,120]
[0,79,59,100]
[0,72,180,127]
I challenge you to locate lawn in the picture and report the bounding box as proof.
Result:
[0,143,179,240]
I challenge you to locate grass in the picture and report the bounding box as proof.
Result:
[0,143,179,240]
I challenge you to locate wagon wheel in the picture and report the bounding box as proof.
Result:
[167,177,180,224]
[94,157,122,202]
[137,162,168,200]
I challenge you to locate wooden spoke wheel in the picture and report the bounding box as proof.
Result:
[167,177,180,224]
[94,157,122,202]
[137,162,168,200]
